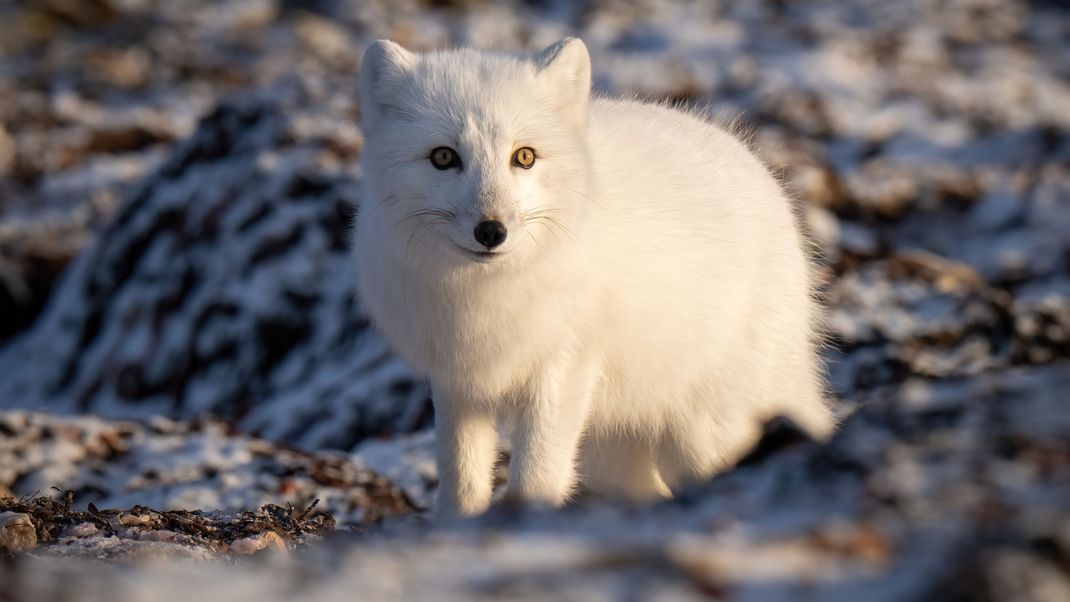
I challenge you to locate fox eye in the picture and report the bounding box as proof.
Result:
[430,147,461,170]
[512,147,536,169]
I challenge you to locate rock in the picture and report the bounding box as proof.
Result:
[1013,278,1070,364]
[971,187,1024,231]
[60,522,99,539]
[0,511,37,552]
[825,255,1013,392]
[803,204,841,257]
[31,0,122,26]
[136,530,178,543]
[0,83,430,452]
[839,220,880,257]
[1,488,341,560]
[230,531,288,556]
[0,125,13,177]
[353,430,438,509]
[296,14,355,64]
[0,411,415,527]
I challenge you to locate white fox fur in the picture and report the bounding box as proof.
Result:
[353,38,834,518]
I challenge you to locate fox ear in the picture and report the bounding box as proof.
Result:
[536,38,591,121]
[360,39,417,123]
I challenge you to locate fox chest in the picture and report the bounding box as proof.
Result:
[362,271,566,395]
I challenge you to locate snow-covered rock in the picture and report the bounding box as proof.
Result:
[0,83,430,451]
[0,410,413,526]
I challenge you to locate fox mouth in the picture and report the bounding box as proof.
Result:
[452,243,503,262]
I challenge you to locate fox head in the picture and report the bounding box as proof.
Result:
[357,38,593,273]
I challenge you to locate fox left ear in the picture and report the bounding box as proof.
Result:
[360,39,417,125]
[536,38,591,121]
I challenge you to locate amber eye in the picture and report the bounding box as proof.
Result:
[512,147,536,169]
[430,146,460,170]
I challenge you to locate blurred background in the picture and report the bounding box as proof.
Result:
[0,0,1068,598]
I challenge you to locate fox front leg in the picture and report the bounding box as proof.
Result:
[432,393,499,519]
[506,361,598,507]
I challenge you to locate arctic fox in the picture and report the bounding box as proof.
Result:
[353,38,834,518]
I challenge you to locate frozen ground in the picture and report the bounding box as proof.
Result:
[1,0,1068,599]
[4,362,1069,599]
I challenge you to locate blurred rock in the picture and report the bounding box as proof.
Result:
[295,13,355,64]
[1013,278,1070,364]
[0,125,13,177]
[1,489,334,562]
[230,531,287,555]
[33,0,122,26]
[0,511,37,552]
[0,82,431,451]
[825,252,1016,392]
[0,410,414,526]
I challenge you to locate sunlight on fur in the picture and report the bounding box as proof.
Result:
[352,37,835,519]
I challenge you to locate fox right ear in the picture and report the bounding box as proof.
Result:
[360,40,417,123]
[535,38,591,122]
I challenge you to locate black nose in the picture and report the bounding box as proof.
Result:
[473,220,507,249]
